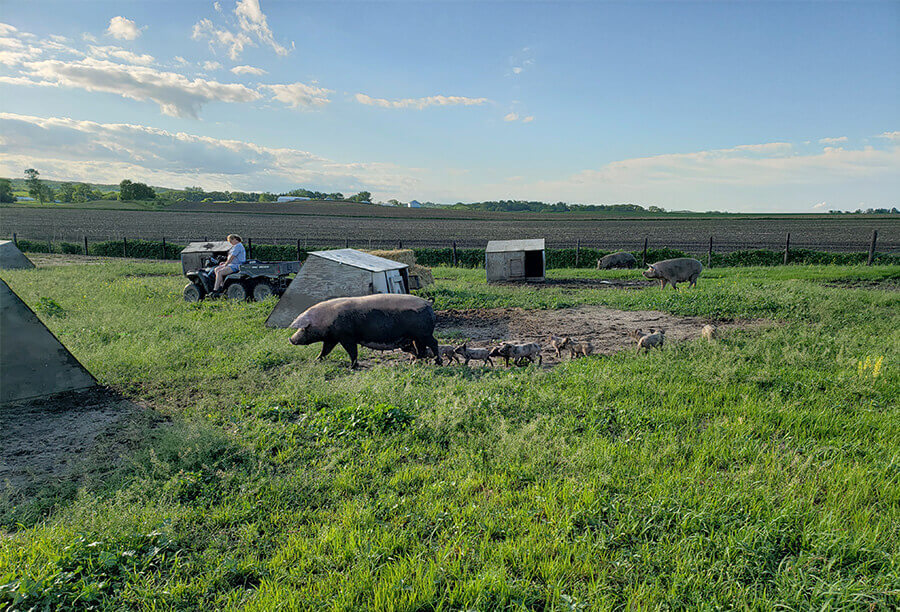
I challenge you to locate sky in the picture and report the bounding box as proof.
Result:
[0,0,898,211]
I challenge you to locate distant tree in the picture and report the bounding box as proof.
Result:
[350,191,372,203]
[72,183,98,202]
[25,168,44,203]
[58,182,75,202]
[387,199,400,207]
[40,184,55,203]
[0,178,16,203]
[258,192,277,202]
[327,192,344,201]
[119,179,155,200]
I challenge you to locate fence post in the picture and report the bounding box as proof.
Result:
[83,235,88,256]
[48,239,52,254]
[345,238,350,248]
[368,238,372,250]
[122,237,127,257]
[398,240,402,249]
[642,237,648,266]
[161,237,166,259]
[297,239,302,261]
[867,230,878,266]
[576,239,581,267]
[783,233,790,265]
[248,237,252,259]
[707,236,713,268]
[12,233,17,248]
[452,241,458,267]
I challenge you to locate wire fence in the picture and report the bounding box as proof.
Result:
[4,230,895,268]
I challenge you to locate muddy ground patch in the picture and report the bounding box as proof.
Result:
[0,388,156,494]
[355,305,764,368]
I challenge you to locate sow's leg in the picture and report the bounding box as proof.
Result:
[425,335,442,365]
[317,340,338,361]
[340,340,359,368]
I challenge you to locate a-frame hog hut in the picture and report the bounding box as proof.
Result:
[1,279,96,404]
[266,249,410,328]
[485,239,545,283]
[0,240,35,270]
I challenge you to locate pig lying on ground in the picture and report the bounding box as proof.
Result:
[642,258,703,289]
[289,294,441,368]
[547,334,570,358]
[566,338,593,358]
[491,342,543,367]
[400,340,460,364]
[630,328,665,353]
[454,342,495,367]
[597,251,637,269]
[701,324,717,342]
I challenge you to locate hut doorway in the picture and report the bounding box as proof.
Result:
[524,250,543,278]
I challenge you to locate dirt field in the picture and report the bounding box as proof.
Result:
[3,206,896,251]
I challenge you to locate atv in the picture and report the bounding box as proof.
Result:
[180,240,301,302]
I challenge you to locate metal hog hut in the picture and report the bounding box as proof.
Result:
[265,248,410,328]
[485,239,545,283]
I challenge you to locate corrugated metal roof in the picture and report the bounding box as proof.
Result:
[485,239,545,253]
[181,241,232,254]
[309,248,408,272]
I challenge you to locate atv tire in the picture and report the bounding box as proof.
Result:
[183,282,204,302]
[252,281,274,301]
[225,282,248,301]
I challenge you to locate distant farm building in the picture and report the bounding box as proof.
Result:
[485,239,545,283]
[277,196,311,203]
[266,249,410,328]
[408,200,422,208]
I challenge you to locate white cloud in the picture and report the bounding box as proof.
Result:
[234,0,289,56]
[192,1,291,59]
[192,18,252,60]
[812,201,828,209]
[174,56,188,65]
[355,93,489,110]
[819,136,848,145]
[503,112,534,123]
[0,23,19,36]
[107,16,141,41]
[505,140,900,211]
[0,112,420,194]
[263,82,332,109]
[231,64,266,76]
[877,131,900,142]
[512,67,522,75]
[0,47,43,66]
[88,45,155,66]
[82,33,98,43]
[203,60,223,71]
[16,58,261,118]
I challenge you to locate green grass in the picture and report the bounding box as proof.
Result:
[1,262,898,609]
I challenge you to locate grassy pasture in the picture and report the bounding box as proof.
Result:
[1,261,898,609]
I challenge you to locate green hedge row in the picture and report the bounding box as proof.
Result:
[12,238,898,267]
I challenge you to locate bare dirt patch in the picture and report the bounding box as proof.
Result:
[822,278,900,291]
[349,305,764,369]
[0,388,153,493]
[24,253,171,267]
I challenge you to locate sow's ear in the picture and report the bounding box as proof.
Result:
[289,318,308,330]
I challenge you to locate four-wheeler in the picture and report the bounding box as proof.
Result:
[180,241,301,302]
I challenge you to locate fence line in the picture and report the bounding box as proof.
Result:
[4,231,896,268]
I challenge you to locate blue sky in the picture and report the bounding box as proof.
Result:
[1,0,897,211]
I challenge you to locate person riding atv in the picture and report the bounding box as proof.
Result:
[209,234,246,298]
